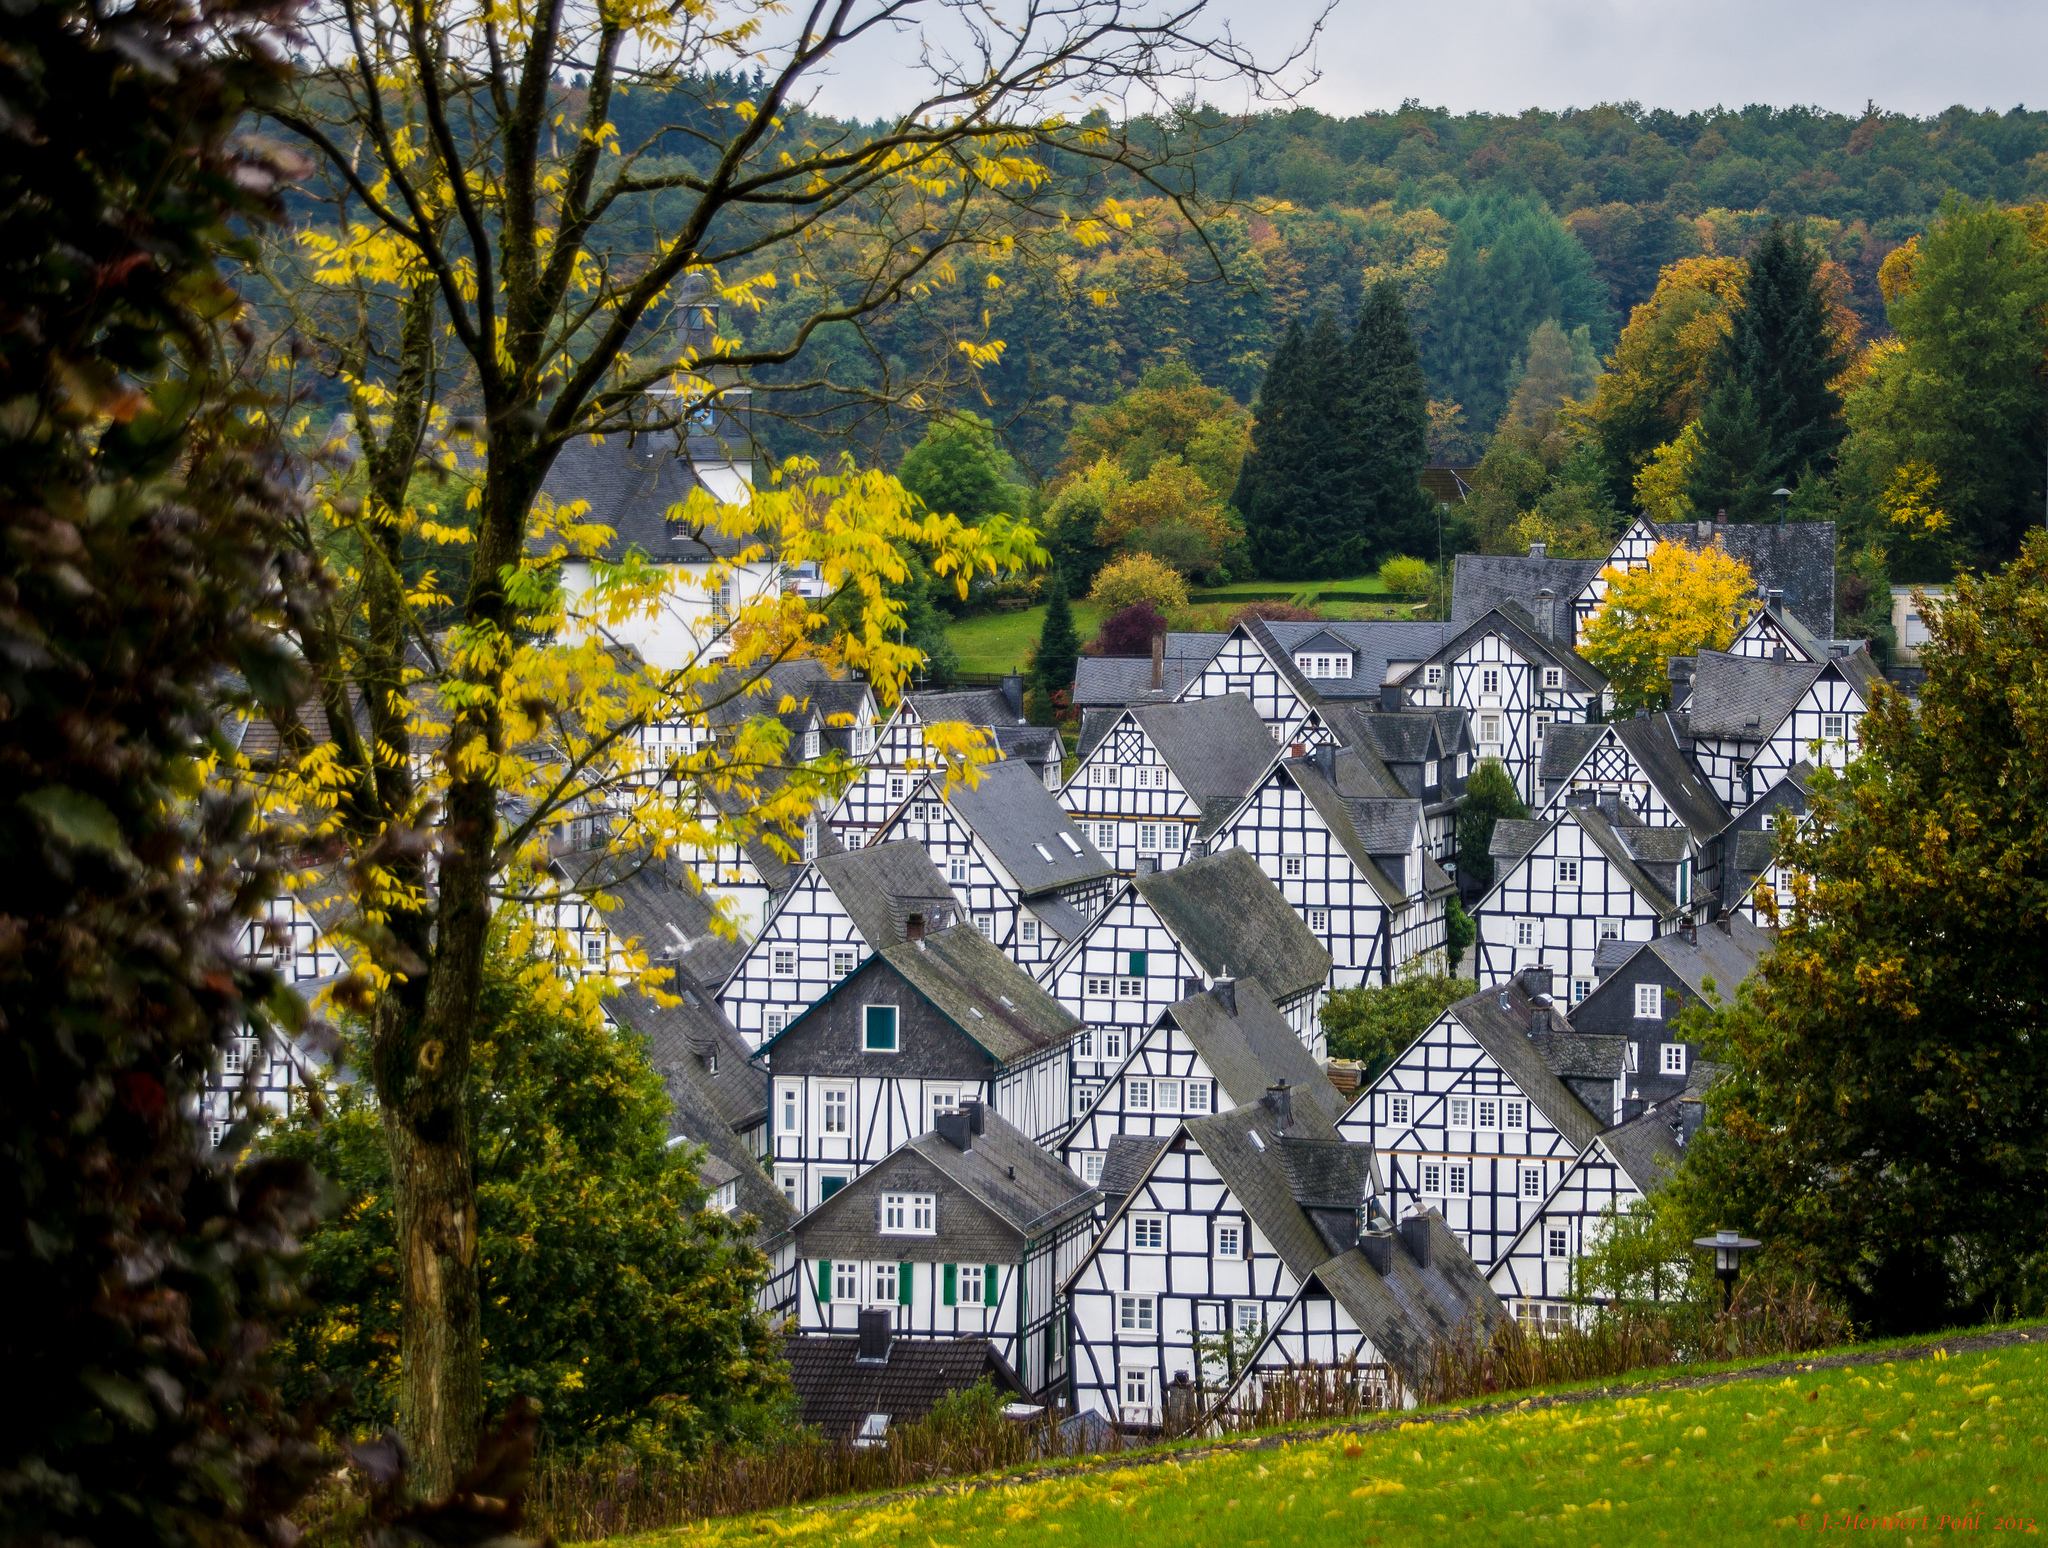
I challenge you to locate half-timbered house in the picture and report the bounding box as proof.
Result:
[1176,618,1326,747]
[1065,694,1277,875]
[1473,796,1695,997]
[1487,1107,1684,1329]
[1071,634,1226,712]
[826,684,1048,850]
[1329,704,1472,861]
[786,1102,1099,1395]
[718,841,960,1047]
[1682,647,1880,812]
[1336,969,1624,1272]
[1535,712,1729,848]
[1044,849,1334,1118]
[753,923,1081,1211]
[1451,544,1607,650]
[1061,978,1343,1190]
[869,759,1115,974]
[1208,744,1454,987]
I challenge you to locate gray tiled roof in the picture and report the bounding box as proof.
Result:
[557,849,752,986]
[1653,519,1836,639]
[906,686,1024,728]
[1349,798,1420,854]
[1303,1219,1507,1386]
[1641,914,1770,1002]
[1281,749,1432,910]
[1342,710,1440,765]
[1686,649,1822,738]
[1022,895,1092,945]
[1100,1133,1170,1205]
[1136,848,1332,1001]
[1618,714,1729,837]
[1732,828,1778,872]
[1489,818,1550,864]
[1595,1106,1686,1195]
[1132,696,1279,818]
[1181,1097,1351,1280]
[901,1108,1100,1235]
[939,759,1112,896]
[539,429,753,563]
[1450,552,1607,641]
[877,926,1081,1066]
[991,724,1063,772]
[813,841,962,949]
[1162,979,1344,1123]
[1070,633,1225,707]
[1528,1027,1627,1080]
[1262,620,1460,699]
[1540,722,1604,785]
[1441,983,1608,1153]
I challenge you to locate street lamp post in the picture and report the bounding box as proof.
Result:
[1693,1228,1761,1312]
[1773,487,1792,526]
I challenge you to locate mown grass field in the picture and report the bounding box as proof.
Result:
[949,602,1106,676]
[630,1337,2047,1548]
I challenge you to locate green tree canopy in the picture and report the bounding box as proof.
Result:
[1031,574,1081,708]
[1056,359,1250,492]
[898,412,1027,527]
[1455,757,1529,892]
[1348,278,1439,564]
[1321,973,1470,1077]
[272,934,792,1458]
[1655,535,2048,1331]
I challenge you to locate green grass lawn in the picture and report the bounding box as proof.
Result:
[1188,575,1390,600]
[949,602,1107,675]
[631,1337,2047,1547]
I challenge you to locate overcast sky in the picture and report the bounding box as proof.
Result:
[789,0,2048,124]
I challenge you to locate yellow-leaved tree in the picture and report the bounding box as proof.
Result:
[243,0,1318,1492]
[1581,540,1756,710]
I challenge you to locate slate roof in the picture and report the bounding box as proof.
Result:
[1293,1218,1506,1387]
[1069,634,1226,707]
[811,841,962,949]
[876,926,1081,1066]
[1450,552,1607,642]
[906,686,1024,728]
[1099,1133,1170,1209]
[897,1109,1100,1236]
[539,429,753,563]
[1488,818,1549,865]
[1262,620,1461,699]
[1598,1108,1686,1195]
[1342,709,1440,765]
[783,1335,1027,1444]
[1022,896,1092,946]
[1637,915,1771,1003]
[1653,519,1836,639]
[938,759,1112,895]
[1179,1096,1353,1280]
[1732,829,1778,872]
[556,849,752,986]
[1527,1027,1628,1081]
[1431,982,1609,1153]
[1134,848,1332,1001]
[1130,696,1279,828]
[991,724,1063,774]
[1687,649,1822,738]
[1158,979,1343,1123]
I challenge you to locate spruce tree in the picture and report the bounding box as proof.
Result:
[1237,315,1320,577]
[1347,279,1438,566]
[1688,222,1849,517]
[1455,757,1529,893]
[1032,574,1081,705]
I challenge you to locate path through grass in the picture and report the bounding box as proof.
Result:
[626,1332,2047,1547]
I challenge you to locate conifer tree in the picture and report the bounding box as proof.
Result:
[1455,757,1529,893]
[1347,279,1438,565]
[1687,222,1850,518]
[1032,574,1081,706]
[1239,312,1359,578]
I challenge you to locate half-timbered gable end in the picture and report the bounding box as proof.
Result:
[872,760,1114,973]
[1209,745,1453,988]
[1211,1213,1505,1419]
[826,684,1030,848]
[1178,619,1327,746]
[1065,694,1276,875]
[1684,649,1876,812]
[756,924,1081,1211]
[1566,518,1662,642]
[719,841,959,1047]
[788,1104,1099,1395]
[1572,915,1767,1117]
[1451,544,1606,651]
[1474,798,1692,995]
[1258,620,1460,719]
[1327,703,1472,861]
[1063,1085,1390,1423]
[1337,970,1619,1271]
[1061,978,1343,1187]
[1537,713,1729,849]
[1488,1106,1683,1327]
[1043,848,1334,1111]
[1395,604,1610,809]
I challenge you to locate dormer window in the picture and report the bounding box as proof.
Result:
[803,729,820,760]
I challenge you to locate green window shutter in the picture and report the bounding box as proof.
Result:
[984,1264,1000,1307]
[943,1264,957,1306]
[898,1263,913,1306]
[1128,950,1147,977]
[819,1260,832,1303]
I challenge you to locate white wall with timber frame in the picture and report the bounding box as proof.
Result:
[1064,1128,1300,1424]
[1208,766,1444,989]
[1537,727,1700,834]
[1337,1012,1592,1272]
[1399,624,1604,809]
[1569,516,1661,644]
[1058,1016,1223,1186]
[1061,712,1207,875]
[1472,814,1676,994]
[1725,609,1819,662]
[1179,628,1326,748]
[1487,1133,1659,1330]
[825,702,1007,850]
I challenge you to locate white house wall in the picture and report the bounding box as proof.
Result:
[1473,819,1667,998]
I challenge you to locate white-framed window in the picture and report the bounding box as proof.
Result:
[1232,1301,1263,1334]
[1458,753,1470,777]
[582,935,607,967]
[1119,1295,1155,1332]
[1425,665,1444,686]
[1515,920,1535,947]
[1476,1098,1498,1129]
[1116,977,1143,998]
[1627,1041,1640,1073]
[821,1086,850,1134]
[1389,1094,1412,1125]
[780,1086,800,1132]
[1095,822,1117,850]
[1547,1227,1570,1260]
[1121,1367,1152,1409]
[1448,1164,1470,1197]
[846,831,864,850]
[1162,823,1184,852]
[1020,918,1039,946]
[974,913,994,937]
[1424,758,1439,788]
[1155,1079,1182,1111]
[764,1010,789,1038]
[1186,1081,1212,1114]
[1080,1152,1105,1185]
[1521,1165,1544,1199]
[1449,1096,1472,1128]
[1634,983,1663,1019]
[1076,1029,1094,1058]
[1216,1221,1242,1258]
[1308,908,1329,933]
[1822,713,1846,742]
[803,729,820,760]
[1126,1079,1151,1111]
[771,947,796,977]
[888,774,907,801]
[948,855,968,884]
[930,1087,959,1128]
[1482,669,1500,694]
[207,1121,230,1149]
[802,821,819,860]
[1138,823,1159,853]
[1092,762,1117,786]
[1085,975,1111,997]
[1599,918,1621,941]
[960,1263,985,1304]
[835,1261,860,1300]
[870,1262,899,1304]
[778,1170,800,1206]
[1543,667,1562,689]
[1104,1031,1122,1059]
[1503,1099,1526,1129]
[1572,978,1591,1005]
[1662,1043,1688,1075]
[1131,1215,1165,1252]
[864,1004,899,1052]
[831,948,855,978]
[1283,856,1303,878]
[1557,858,1578,884]
[1534,712,1551,742]
[1421,1162,1443,1195]
[1480,714,1502,745]
[882,1192,935,1234]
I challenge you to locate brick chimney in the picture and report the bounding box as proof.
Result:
[905,911,926,942]
[1151,633,1165,692]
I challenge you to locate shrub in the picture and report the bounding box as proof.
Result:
[1379,554,1435,600]
[1087,550,1189,613]
[1092,601,1168,657]
[1321,974,1468,1075]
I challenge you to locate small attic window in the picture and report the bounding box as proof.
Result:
[1035,843,1055,862]
[1059,833,1083,854]
[1247,1131,1267,1153]
[968,1006,985,1020]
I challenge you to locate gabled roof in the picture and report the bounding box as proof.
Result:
[1451,551,1606,641]
[811,841,962,949]
[1686,649,1823,738]
[1099,1133,1171,1205]
[1565,804,1683,914]
[1290,1217,1506,1385]
[1070,634,1226,707]
[1262,620,1460,700]
[1540,715,1728,840]
[1527,1027,1627,1080]
[875,926,1081,1066]
[990,724,1063,770]
[783,1335,1026,1444]
[1597,1108,1686,1194]
[1420,603,1608,693]
[1135,848,1332,1000]
[1625,915,1771,1005]
[1130,695,1279,823]
[1488,818,1550,865]
[1158,979,1344,1123]
[556,849,752,986]
[1278,749,1445,910]
[1425,982,1609,1153]
[1179,1098,1355,1280]
[1652,519,1836,639]
[938,759,1112,895]
[1340,709,1441,765]
[539,429,752,564]
[903,686,1022,728]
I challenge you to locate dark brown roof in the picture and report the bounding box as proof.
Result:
[783,1335,1027,1444]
